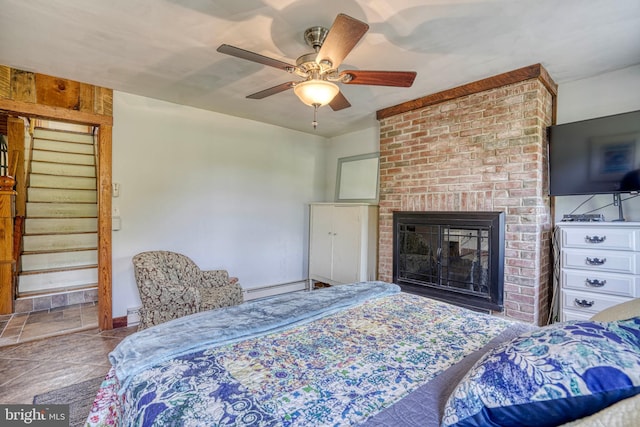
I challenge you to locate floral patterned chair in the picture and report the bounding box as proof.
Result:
[132,250,243,330]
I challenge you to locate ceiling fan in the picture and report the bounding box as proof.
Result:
[217,13,417,128]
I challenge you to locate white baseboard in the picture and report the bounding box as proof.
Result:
[127,306,141,326]
[243,280,308,301]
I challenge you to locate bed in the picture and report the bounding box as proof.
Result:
[85,282,640,426]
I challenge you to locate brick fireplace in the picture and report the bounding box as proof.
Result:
[376,64,557,325]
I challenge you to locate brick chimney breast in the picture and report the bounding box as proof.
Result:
[377,65,556,325]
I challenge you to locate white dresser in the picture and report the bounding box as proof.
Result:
[557,222,640,321]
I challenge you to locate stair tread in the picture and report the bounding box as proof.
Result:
[24,218,97,221]
[33,147,95,154]
[23,231,98,236]
[30,168,96,178]
[18,284,98,299]
[30,159,95,167]
[29,187,97,191]
[29,172,95,177]
[27,187,97,203]
[25,216,97,219]
[16,282,98,300]
[32,141,94,152]
[22,248,98,255]
[23,232,98,238]
[27,201,98,204]
[29,174,96,185]
[29,189,97,193]
[19,264,98,275]
[33,128,94,143]
[33,146,94,152]
[26,216,97,219]
[32,149,95,157]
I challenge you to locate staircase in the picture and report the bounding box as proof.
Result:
[17,127,98,296]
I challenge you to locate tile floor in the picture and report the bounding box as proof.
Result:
[0,325,137,404]
[0,302,99,346]
[0,303,136,407]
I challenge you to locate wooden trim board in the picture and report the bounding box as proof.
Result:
[377,63,558,121]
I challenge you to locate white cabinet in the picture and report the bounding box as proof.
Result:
[309,203,378,286]
[557,222,640,321]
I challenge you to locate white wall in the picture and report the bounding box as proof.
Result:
[554,65,640,222]
[111,92,326,317]
[323,125,380,202]
[109,64,639,317]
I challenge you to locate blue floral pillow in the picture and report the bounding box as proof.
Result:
[442,317,640,427]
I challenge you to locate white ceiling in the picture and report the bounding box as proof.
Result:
[1,0,639,137]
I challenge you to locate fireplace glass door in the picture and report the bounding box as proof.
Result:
[393,212,504,311]
[397,225,491,293]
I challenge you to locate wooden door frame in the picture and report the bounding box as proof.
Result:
[0,97,113,330]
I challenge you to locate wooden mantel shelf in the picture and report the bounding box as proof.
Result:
[376,63,558,120]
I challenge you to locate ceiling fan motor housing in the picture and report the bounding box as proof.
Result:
[303,26,328,51]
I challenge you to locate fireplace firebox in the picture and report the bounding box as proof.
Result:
[393,211,504,312]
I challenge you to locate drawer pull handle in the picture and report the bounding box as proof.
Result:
[585,278,606,287]
[575,299,595,308]
[585,235,606,244]
[585,257,606,265]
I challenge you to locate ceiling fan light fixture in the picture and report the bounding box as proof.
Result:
[293,79,339,107]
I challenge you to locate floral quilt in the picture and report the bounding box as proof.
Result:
[87,290,514,426]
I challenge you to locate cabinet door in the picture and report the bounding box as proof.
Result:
[331,206,362,284]
[309,205,334,280]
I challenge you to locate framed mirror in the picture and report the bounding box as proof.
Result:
[335,152,379,203]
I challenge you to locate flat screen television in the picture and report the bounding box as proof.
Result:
[548,110,640,196]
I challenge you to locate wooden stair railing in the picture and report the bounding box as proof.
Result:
[11,149,23,271]
[13,215,24,275]
[0,175,16,314]
[0,145,23,315]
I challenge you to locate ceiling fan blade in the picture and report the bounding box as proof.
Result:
[246,82,295,99]
[340,70,417,87]
[316,14,369,69]
[217,44,294,72]
[329,91,351,111]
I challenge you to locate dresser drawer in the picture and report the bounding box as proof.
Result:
[561,227,640,251]
[561,268,638,297]
[561,309,593,322]
[562,249,640,274]
[561,289,630,315]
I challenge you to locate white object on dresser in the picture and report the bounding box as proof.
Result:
[308,203,378,287]
[557,222,640,322]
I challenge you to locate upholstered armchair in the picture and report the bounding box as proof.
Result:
[132,251,243,330]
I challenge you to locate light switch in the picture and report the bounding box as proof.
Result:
[113,182,120,197]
